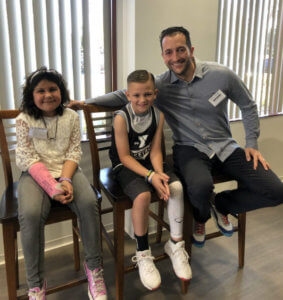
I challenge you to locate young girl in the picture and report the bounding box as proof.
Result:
[110,70,192,291]
[16,67,107,300]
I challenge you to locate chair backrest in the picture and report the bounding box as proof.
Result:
[83,104,122,192]
[0,108,84,189]
[83,104,168,191]
[0,110,20,190]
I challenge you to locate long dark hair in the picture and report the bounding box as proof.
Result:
[20,66,70,119]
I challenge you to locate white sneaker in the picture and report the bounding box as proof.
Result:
[164,240,192,281]
[132,248,161,290]
[211,204,234,237]
[192,220,206,247]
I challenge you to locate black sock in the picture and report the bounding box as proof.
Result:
[134,232,149,251]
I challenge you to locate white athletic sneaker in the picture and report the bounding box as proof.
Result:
[132,248,161,290]
[164,240,192,281]
[211,204,234,237]
[192,220,206,247]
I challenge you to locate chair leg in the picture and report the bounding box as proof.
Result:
[183,196,193,257]
[238,212,246,268]
[156,200,165,243]
[181,279,190,294]
[15,235,19,289]
[113,203,125,300]
[3,222,18,300]
[72,218,80,271]
[97,195,103,252]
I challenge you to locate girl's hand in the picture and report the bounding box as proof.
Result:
[54,181,73,204]
[151,173,170,201]
[60,181,73,196]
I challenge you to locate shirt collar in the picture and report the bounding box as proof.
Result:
[169,58,205,84]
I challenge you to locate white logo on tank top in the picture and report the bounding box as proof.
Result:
[138,135,148,148]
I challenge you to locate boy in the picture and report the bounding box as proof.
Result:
[109,70,191,290]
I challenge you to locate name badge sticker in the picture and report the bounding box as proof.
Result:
[208,90,226,107]
[28,127,48,139]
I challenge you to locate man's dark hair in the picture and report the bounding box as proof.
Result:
[127,70,155,86]
[20,66,70,119]
[159,26,192,50]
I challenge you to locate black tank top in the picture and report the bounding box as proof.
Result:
[109,103,159,170]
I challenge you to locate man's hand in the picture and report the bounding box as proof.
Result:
[245,148,270,170]
[67,100,85,109]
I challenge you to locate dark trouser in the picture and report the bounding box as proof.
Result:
[173,145,283,223]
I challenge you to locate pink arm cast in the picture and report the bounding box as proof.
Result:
[28,162,64,199]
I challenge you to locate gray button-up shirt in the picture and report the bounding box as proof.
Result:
[86,60,260,162]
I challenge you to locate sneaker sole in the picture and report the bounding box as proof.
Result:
[139,267,161,291]
[141,280,161,291]
[192,236,205,248]
[88,287,94,300]
[211,209,234,237]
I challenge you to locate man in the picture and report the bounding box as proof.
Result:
[71,26,283,248]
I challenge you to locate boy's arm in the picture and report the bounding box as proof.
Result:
[114,115,149,178]
[150,112,165,174]
[114,114,169,200]
[150,113,170,199]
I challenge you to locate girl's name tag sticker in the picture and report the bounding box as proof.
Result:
[29,127,48,139]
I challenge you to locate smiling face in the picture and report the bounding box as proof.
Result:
[126,79,157,115]
[33,79,62,117]
[161,32,195,81]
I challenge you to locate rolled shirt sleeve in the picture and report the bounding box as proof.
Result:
[85,90,128,106]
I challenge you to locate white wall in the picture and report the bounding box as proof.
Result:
[135,0,218,73]
[1,0,283,264]
[116,0,219,88]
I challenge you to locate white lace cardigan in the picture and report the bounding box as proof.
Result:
[16,108,82,178]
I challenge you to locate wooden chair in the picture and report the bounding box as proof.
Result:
[0,109,86,300]
[83,104,191,300]
[83,103,246,299]
[166,154,246,268]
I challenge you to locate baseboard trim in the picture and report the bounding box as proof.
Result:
[0,221,163,265]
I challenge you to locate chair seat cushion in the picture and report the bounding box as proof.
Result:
[100,167,130,203]
[0,182,19,222]
[99,167,162,207]
[0,181,78,224]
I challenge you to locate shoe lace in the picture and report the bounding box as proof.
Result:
[173,243,189,263]
[221,214,230,225]
[194,222,205,234]
[28,288,45,300]
[91,269,106,296]
[132,254,156,273]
